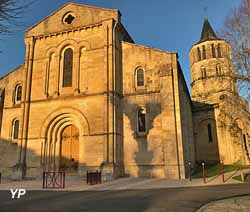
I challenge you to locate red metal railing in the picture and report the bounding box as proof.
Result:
[43,172,65,189]
[86,170,101,185]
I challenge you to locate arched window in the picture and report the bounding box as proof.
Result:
[207,123,213,143]
[136,68,144,87]
[201,66,206,79]
[11,119,19,141]
[217,44,222,57]
[14,84,22,104]
[216,64,223,76]
[202,45,206,59]
[137,108,146,133]
[197,47,201,61]
[211,44,216,58]
[63,48,73,87]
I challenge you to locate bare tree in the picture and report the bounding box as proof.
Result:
[0,0,33,34]
[220,0,250,99]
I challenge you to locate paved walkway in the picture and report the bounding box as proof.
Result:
[198,195,250,212]
[0,168,248,191]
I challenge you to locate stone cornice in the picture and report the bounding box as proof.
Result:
[123,90,161,97]
[25,22,103,40]
[122,41,176,55]
[191,74,233,86]
[192,103,219,113]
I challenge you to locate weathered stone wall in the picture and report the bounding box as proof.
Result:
[177,65,195,174]
[0,65,24,177]
[0,138,20,177]
[0,4,129,178]
[21,4,134,178]
[215,94,250,164]
[122,42,193,179]
[192,105,220,163]
[122,42,165,178]
[25,16,121,177]
[0,2,198,180]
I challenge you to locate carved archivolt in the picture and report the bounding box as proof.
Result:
[40,106,90,138]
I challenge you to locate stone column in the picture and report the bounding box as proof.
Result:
[55,138,60,171]
[54,55,61,97]
[44,61,49,97]
[19,36,36,179]
[74,50,80,94]
[101,19,117,180]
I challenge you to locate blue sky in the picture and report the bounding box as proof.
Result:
[0,0,240,88]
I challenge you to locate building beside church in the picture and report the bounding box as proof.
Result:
[0,3,249,180]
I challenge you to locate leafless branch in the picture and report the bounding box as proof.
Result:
[0,0,34,34]
[220,0,250,99]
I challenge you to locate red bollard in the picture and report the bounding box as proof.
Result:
[188,162,192,181]
[220,160,225,183]
[202,162,206,184]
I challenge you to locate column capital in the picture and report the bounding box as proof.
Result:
[24,36,36,46]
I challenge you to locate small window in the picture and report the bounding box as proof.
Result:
[65,14,74,24]
[136,68,144,87]
[202,45,206,59]
[14,84,22,104]
[16,86,22,101]
[63,13,75,25]
[243,134,248,150]
[217,44,222,57]
[12,119,19,141]
[207,123,213,143]
[216,64,223,76]
[211,44,216,58]
[201,66,206,79]
[197,47,201,61]
[138,108,146,133]
[63,48,73,87]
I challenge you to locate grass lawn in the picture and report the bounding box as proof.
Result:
[192,163,250,178]
[233,174,250,182]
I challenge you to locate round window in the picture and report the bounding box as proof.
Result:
[63,13,75,25]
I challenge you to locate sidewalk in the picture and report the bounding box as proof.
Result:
[197,195,250,212]
[0,168,248,191]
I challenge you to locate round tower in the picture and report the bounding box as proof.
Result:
[189,18,237,103]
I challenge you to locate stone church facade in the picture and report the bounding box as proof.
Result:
[0,3,249,179]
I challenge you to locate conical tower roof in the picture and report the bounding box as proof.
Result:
[198,18,220,43]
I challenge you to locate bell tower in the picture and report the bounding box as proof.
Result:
[189,18,237,104]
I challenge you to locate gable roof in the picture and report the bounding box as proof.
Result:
[0,64,24,81]
[25,2,121,36]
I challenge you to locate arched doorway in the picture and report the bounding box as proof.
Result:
[60,125,79,172]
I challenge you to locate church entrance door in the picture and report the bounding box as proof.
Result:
[60,125,79,172]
